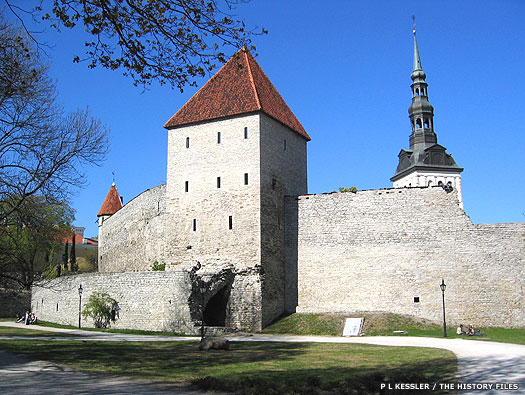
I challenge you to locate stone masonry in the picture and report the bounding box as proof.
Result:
[285,186,525,327]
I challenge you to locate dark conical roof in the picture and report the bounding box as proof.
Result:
[391,31,462,182]
[164,48,310,141]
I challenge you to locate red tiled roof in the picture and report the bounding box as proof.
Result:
[60,232,97,245]
[164,48,310,140]
[97,183,123,217]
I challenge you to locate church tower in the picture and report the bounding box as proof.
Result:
[391,29,463,207]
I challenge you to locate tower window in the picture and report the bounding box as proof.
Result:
[186,137,190,148]
[185,181,189,192]
[244,127,248,139]
[217,177,221,188]
[244,173,249,185]
[193,219,197,231]
[228,215,233,230]
[415,88,420,96]
[424,118,430,128]
[416,119,422,129]
[217,132,221,144]
[414,297,420,303]
[284,139,287,151]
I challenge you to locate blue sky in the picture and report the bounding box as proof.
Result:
[8,1,525,237]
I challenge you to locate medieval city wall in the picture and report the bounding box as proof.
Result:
[32,271,195,332]
[285,187,525,327]
[98,184,168,272]
[31,268,263,333]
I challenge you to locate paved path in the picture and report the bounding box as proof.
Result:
[1,322,524,394]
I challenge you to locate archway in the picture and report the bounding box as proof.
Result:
[203,285,230,326]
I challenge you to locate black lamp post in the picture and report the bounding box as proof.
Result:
[200,283,206,340]
[440,279,447,337]
[78,284,83,329]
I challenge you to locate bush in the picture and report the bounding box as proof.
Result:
[151,261,165,271]
[82,292,119,328]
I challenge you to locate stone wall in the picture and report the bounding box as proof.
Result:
[98,185,167,272]
[285,186,525,327]
[31,267,262,333]
[0,289,30,318]
[259,113,308,326]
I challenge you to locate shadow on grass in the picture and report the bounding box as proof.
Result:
[0,340,307,375]
[192,358,456,394]
[0,340,457,394]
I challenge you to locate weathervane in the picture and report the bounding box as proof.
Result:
[412,15,417,35]
[112,171,116,185]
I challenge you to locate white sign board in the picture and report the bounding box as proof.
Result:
[343,318,363,337]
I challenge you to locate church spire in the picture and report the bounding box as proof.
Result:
[391,28,463,207]
[408,29,436,150]
[412,29,423,73]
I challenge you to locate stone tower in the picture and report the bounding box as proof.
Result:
[163,48,310,330]
[391,30,463,207]
[97,182,123,270]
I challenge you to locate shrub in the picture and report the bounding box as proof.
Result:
[151,261,166,271]
[82,292,119,328]
[338,186,357,193]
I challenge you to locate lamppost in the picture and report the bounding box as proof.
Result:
[78,284,83,329]
[440,279,447,337]
[200,283,206,340]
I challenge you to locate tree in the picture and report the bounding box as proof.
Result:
[0,18,108,224]
[70,233,77,272]
[0,195,74,290]
[62,241,69,273]
[82,291,119,328]
[4,0,266,90]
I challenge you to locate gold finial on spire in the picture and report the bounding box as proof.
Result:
[412,15,417,35]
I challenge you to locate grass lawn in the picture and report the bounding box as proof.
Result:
[0,339,457,394]
[11,319,189,337]
[262,313,525,345]
[0,326,77,337]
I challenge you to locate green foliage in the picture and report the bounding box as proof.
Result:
[151,261,166,271]
[0,196,74,289]
[338,186,357,193]
[70,234,78,272]
[10,1,267,90]
[82,292,119,329]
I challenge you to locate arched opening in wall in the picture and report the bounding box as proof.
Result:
[203,285,230,326]
[415,88,420,96]
[416,119,422,129]
[424,118,430,128]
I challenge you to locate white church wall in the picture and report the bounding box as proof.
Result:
[393,170,463,208]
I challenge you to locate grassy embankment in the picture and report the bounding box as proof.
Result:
[261,312,525,345]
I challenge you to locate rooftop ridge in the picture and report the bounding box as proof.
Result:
[244,49,261,109]
[164,48,310,140]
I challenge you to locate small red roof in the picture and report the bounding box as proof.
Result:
[97,183,123,217]
[164,48,310,140]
